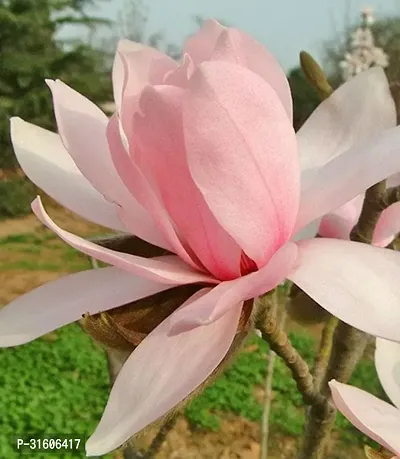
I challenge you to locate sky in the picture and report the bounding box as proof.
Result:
[84,0,400,71]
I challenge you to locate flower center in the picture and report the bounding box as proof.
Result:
[240,251,258,276]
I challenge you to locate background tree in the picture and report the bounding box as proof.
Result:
[324,11,400,85]
[0,0,112,168]
[287,67,320,131]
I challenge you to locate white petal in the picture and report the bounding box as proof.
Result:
[32,197,217,285]
[298,67,395,171]
[288,238,400,342]
[375,338,400,409]
[330,380,400,456]
[296,125,400,231]
[0,267,173,347]
[86,295,242,456]
[10,117,126,231]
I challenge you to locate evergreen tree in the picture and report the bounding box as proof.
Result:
[0,0,112,167]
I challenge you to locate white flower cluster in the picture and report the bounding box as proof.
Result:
[339,7,389,81]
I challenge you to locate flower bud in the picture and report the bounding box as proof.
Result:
[300,51,333,100]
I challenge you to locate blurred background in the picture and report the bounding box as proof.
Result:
[0,1,399,457]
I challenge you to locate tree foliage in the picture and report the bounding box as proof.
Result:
[287,67,321,131]
[0,0,112,167]
[324,15,400,85]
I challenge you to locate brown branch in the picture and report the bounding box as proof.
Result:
[260,308,287,459]
[256,293,325,408]
[382,185,400,207]
[297,324,369,459]
[297,180,387,459]
[312,315,339,391]
[350,181,387,243]
[143,417,177,459]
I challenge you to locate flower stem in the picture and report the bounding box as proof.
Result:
[256,291,325,409]
[312,315,339,391]
[260,306,287,459]
[143,416,177,459]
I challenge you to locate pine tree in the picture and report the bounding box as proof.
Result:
[0,0,112,167]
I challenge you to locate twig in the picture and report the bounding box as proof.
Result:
[89,257,99,269]
[260,306,287,459]
[297,180,387,459]
[350,181,387,243]
[382,185,400,207]
[143,416,177,459]
[297,323,368,459]
[256,293,325,409]
[312,315,339,391]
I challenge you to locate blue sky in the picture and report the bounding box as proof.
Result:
[86,0,399,71]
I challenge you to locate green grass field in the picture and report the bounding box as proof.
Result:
[0,231,385,457]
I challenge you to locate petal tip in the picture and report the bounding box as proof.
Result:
[45,78,55,89]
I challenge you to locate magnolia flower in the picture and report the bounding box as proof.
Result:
[330,379,400,458]
[340,8,389,81]
[351,28,375,48]
[319,174,400,246]
[361,6,375,26]
[329,326,400,457]
[2,19,400,456]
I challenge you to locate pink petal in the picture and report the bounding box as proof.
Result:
[329,380,400,456]
[372,202,400,247]
[114,42,177,140]
[31,197,217,286]
[112,40,152,114]
[375,338,400,409]
[85,295,243,456]
[134,84,241,280]
[288,238,400,342]
[318,195,364,240]
[297,67,395,172]
[46,79,129,206]
[295,125,400,232]
[10,117,126,231]
[0,267,172,347]
[46,79,168,247]
[183,19,225,65]
[107,115,202,269]
[169,242,298,333]
[210,28,292,120]
[163,53,194,88]
[183,61,299,267]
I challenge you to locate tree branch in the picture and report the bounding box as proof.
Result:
[297,180,387,459]
[312,315,339,391]
[256,292,325,409]
[260,307,287,459]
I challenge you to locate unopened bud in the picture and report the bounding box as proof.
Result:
[80,284,201,351]
[300,51,333,100]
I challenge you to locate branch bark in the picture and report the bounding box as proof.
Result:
[297,180,387,459]
[312,315,339,391]
[260,306,287,459]
[256,291,325,409]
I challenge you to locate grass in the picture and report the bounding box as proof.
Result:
[0,230,386,457]
[0,325,111,458]
[184,332,385,448]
